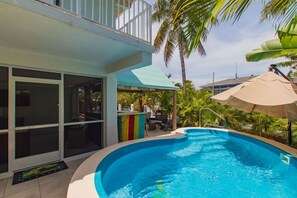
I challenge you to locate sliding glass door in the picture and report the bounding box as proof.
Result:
[13,78,61,170]
[3,68,104,171]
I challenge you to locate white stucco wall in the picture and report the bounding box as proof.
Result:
[104,74,118,146]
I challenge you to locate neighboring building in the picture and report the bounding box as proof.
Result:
[200,75,256,94]
[0,0,153,177]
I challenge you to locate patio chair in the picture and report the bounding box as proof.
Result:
[146,118,156,131]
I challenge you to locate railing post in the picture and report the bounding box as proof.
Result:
[137,0,140,38]
[112,0,115,28]
[117,0,120,29]
[84,0,87,17]
[91,0,94,21]
[146,3,149,42]
[141,1,145,40]
[105,0,108,26]
[70,0,73,12]
[128,0,130,35]
[123,0,126,33]
[149,4,152,43]
[99,0,102,24]
[133,0,136,36]
[76,0,80,14]
[199,107,226,128]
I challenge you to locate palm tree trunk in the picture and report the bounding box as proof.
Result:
[178,32,186,92]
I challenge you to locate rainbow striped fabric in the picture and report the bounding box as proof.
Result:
[118,114,145,142]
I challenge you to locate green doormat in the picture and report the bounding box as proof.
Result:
[13,161,68,185]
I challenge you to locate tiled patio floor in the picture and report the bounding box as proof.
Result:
[0,129,171,198]
[0,157,87,198]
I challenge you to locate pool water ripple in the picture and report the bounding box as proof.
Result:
[96,129,297,198]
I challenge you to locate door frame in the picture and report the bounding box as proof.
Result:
[9,74,63,171]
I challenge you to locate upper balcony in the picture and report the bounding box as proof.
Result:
[39,0,152,43]
[0,0,153,74]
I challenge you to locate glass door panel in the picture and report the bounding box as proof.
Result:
[15,82,58,127]
[14,81,60,170]
[15,127,59,159]
[64,74,103,157]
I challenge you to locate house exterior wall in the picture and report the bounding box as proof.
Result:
[0,0,152,177]
[202,84,238,95]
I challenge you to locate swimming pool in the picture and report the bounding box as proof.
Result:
[94,128,297,198]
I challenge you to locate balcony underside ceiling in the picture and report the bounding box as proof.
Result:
[0,1,153,74]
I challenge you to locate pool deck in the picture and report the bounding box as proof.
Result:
[0,158,86,198]
[0,129,171,198]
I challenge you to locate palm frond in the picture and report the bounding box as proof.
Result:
[220,0,254,23]
[278,16,297,38]
[153,19,170,53]
[262,0,297,37]
[163,30,177,66]
[246,48,297,62]
[172,0,297,55]
[152,0,170,23]
[172,0,218,53]
[246,49,278,61]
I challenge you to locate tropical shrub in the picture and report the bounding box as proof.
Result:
[117,80,297,148]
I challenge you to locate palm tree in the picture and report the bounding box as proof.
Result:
[153,0,210,91]
[172,0,297,53]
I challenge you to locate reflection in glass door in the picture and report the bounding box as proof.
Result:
[14,80,60,170]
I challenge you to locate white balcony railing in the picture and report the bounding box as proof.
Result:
[37,0,152,43]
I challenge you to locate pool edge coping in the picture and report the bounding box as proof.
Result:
[67,127,297,198]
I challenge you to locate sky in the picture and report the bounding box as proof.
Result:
[145,0,286,88]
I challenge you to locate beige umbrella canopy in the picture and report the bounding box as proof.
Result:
[211,72,297,122]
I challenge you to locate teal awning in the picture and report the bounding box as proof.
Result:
[117,65,177,91]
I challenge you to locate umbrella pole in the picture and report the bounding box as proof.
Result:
[288,122,292,146]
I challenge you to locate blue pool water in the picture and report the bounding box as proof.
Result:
[95,128,297,198]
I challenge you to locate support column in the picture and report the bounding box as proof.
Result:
[138,92,144,112]
[288,121,292,146]
[172,90,177,131]
[105,74,118,147]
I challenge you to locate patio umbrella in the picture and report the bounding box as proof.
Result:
[211,71,297,145]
